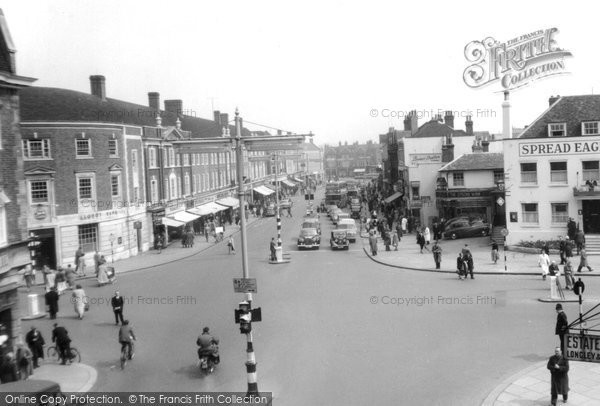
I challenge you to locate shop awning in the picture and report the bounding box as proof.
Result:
[384,192,403,203]
[188,202,226,216]
[276,175,288,182]
[173,211,200,223]
[253,186,275,196]
[281,179,296,187]
[162,217,185,227]
[293,177,305,183]
[216,197,240,208]
[353,168,366,173]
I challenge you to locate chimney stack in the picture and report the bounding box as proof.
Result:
[465,115,473,135]
[549,95,560,107]
[213,110,221,125]
[220,113,229,127]
[472,139,484,153]
[410,110,418,135]
[148,92,160,110]
[444,110,454,128]
[442,133,454,162]
[502,91,512,139]
[403,115,411,131]
[482,137,490,152]
[90,75,106,100]
[164,100,183,117]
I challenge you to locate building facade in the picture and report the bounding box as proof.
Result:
[323,140,380,180]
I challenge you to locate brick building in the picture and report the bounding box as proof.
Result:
[323,140,380,180]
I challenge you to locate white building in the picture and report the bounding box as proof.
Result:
[503,95,600,249]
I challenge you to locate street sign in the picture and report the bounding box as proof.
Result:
[565,333,600,363]
[500,228,509,237]
[496,197,505,206]
[233,278,257,293]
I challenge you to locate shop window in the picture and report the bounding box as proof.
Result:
[520,163,537,184]
[550,162,567,183]
[78,223,98,252]
[522,203,539,223]
[582,161,599,182]
[551,203,568,224]
[411,186,420,199]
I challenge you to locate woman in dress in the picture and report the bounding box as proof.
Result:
[72,284,87,320]
[44,266,56,293]
[424,226,431,245]
[55,267,67,295]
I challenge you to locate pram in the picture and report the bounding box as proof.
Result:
[98,265,116,286]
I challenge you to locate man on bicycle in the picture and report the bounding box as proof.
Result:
[118,320,136,360]
[51,323,72,365]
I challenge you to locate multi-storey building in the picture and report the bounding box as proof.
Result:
[504,95,600,250]
[323,140,380,180]
[0,9,36,349]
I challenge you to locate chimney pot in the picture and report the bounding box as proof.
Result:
[549,95,560,107]
[220,113,229,128]
[90,75,106,100]
[213,110,221,125]
[465,115,473,135]
[444,110,455,128]
[148,92,160,110]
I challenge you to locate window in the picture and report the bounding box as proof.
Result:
[148,147,157,168]
[78,224,98,253]
[183,154,189,166]
[176,154,181,167]
[411,186,420,199]
[0,206,6,247]
[550,162,567,183]
[76,139,91,157]
[111,174,120,197]
[582,122,599,135]
[23,139,51,159]
[582,161,600,182]
[164,179,169,200]
[108,139,118,157]
[162,149,168,167]
[131,150,138,173]
[184,173,190,195]
[522,203,539,223]
[170,176,177,199]
[493,170,504,183]
[78,177,93,199]
[30,181,49,203]
[551,203,569,224]
[548,123,566,137]
[452,172,464,187]
[520,162,537,184]
[150,178,158,203]
[168,148,175,167]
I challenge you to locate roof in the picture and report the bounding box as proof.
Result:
[519,95,600,139]
[20,86,252,138]
[438,153,504,172]
[411,119,469,138]
[302,141,321,152]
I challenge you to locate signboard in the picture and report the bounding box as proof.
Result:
[409,153,442,165]
[565,333,600,363]
[436,189,492,199]
[233,278,257,293]
[496,197,505,206]
[500,228,509,237]
[519,140,600,157]
[510,212,518,222]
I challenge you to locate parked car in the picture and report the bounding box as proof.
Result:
[264,203,276,217]
[297,228,321,250]
[443,216,484,230]
[330,230,349,250]
[336,218,358,242]
[442,220,490,240]
[326,205,338,217]
[302,217,321,233]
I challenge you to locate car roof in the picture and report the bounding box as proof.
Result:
[332,230,347,236]
[300,228,318,234]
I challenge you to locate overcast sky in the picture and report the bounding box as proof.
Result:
[4,0,599,145]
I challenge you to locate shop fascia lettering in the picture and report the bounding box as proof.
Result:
[519,140,600,156]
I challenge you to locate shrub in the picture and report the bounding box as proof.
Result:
[516,239,561,250]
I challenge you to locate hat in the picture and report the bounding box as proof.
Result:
[555,304,563,310]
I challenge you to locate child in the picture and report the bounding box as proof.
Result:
[227,237,235,254]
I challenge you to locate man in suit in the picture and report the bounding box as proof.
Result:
[25,326,45,368]
[111,291,125,325]
[269,238,277,261]
[51,323,71,365]
[547,347,569,406]
[45,287,59,319]
[555,304,568,354]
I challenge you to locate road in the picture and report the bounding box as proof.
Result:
[22,189,600,406]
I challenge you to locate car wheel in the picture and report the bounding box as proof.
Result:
[451,233,457,240]
[345,246,349,250]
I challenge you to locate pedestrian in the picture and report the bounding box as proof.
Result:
[566,217,577,241]
[182,231,189,248]
[456,252,466,279]
[564,259,574,290]
[55,267,67,295]
[395,222,403,239]
[368,231,378,256]
[555,304,568,354]
[227,236,236,254]
[401,216,407,234]
[424,226,431,245]
[269,238,277,261]
[25,326,45,368]
[462,244,474,279]
[15,344,33,380]
[392,230,399,251]
[188,230,195,248]
[72,284,87,320]
[491,241,499,264]
[538,249,551,281]
[65,265,76,290]
[417,232,427,253]
[94,250,101,276]
[542,242,550,256]
[22,264,35,292]
[558,236,566,265]
[45,287,59,319]
[111,291,124,325]
[383,229,391,251]
[574,229,585,255]
[576,245,593,272]
[287,206,292,218]
[564,238,573,260]
[547,346,569,406]
[0,353,18,383]
[432,241,442,269]
[204,223,211,243]
[51,323,72,365]
[156,234,164,254]
[74,246,85,275]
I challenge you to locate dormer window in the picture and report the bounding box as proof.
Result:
[548,123,566,137]
[582,121,600,135]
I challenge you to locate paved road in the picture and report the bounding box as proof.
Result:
[21,189,600,405]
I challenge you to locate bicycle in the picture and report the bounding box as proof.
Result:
[120,341,135,369]
[47,345,81,363]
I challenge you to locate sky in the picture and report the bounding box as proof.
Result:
[3,0,599,146]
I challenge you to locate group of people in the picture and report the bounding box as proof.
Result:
[538,234,593,291]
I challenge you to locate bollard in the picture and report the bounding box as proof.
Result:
[549,276,560,300]
[23,294,45,320]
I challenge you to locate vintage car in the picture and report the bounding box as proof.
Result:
[442,220,490,240]
[330,230,349,250]
[302,218,321,234]
[264,203,276,217]
[297,228,321,249]
[326,204,339,217]
[336,218,358,242]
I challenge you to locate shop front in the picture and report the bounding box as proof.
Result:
[436,188,503,224]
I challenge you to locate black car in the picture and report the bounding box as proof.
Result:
[297,228,321,249]
[442,220,490,240]
[330,230,349,250]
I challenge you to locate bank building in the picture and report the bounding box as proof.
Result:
[503,95,600,254]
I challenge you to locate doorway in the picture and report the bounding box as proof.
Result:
[582,200,600,234]
[32,228,56,269]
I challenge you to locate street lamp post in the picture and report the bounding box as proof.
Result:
[109,233,115,264]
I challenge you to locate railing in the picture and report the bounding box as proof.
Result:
[573,185,600,196]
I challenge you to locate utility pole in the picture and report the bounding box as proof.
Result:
[234,109,259,394]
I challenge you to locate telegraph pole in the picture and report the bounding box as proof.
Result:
[234,109,259,394]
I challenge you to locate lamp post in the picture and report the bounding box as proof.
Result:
[109,233,115,264]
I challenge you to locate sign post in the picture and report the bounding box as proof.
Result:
[500,228,509,273]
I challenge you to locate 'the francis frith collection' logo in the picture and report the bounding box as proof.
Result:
[463,28,572,90]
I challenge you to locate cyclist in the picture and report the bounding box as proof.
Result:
[51,323,72,365]
[118,320,136,360]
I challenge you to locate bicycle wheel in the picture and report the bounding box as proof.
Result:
[69,348,81,363]
[47,346,59,360]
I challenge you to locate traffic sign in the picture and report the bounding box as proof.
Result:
[233,278,257,293]
[496,197,505,206]
[500,228,509,237]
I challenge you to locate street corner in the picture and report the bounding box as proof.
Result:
[32,362,98,392]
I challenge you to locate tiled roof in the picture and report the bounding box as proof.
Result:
[411,119,469,138]
[438,153,503,172]
[519,95,600,139]
[20,86,252,138]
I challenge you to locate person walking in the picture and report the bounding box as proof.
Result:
[558,236,566,265]
[25,326,45,369]
[72,284,87,320]
[555,304,568,354]
[432,241,442,269]
[574,229,585,255]
[269,238,277,261]
[383,229,391,252]
[538,249,551,281]
[564,238,573,260]
[227,236,236,254]
[391,230,399,251]
[45,287,59,319]
[576,245,593,272]
[204,223,211,243]
[74,246,85,275]
[111,291,125,325]
[93,251,101,276]
[547,346,569,406]
[368,231,378,256]
[55,267,67,295]
[566,217,577,241]
[401,216,407,235]
[65,265,76,290]
[22,264,35,292]
[564,259,575,290]
[417,231,428,253]
[491,241,499,264]
[15,344,33,380]
[424,226,431,245]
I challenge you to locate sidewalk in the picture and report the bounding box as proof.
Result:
[28,361,97,393]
